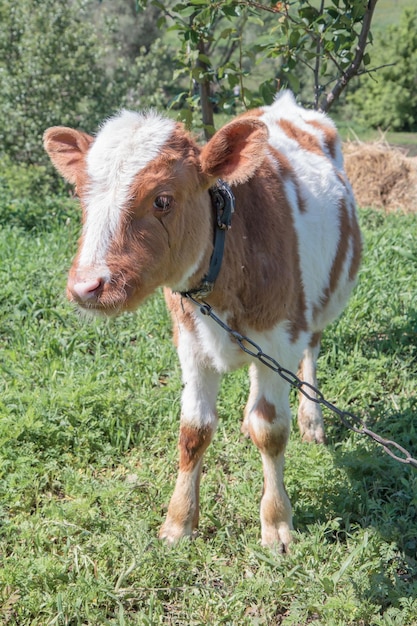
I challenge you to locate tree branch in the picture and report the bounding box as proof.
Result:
[197,38,215,139]
[319,0,379,112]
[314,0,325,109]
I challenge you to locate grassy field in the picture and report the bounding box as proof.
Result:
[0,181,417,625]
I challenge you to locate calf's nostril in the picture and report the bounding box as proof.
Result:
[71,278,103,302]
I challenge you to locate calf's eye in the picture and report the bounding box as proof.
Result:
[153,195,173,212]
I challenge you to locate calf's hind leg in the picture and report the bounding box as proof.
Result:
[245,364,293,551]
[297,332,326,444]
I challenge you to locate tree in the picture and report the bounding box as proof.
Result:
[0,0,181,166]
[139,0,379,137]
[0,0,117,165]
[0,0,382,165]
[88,0,163,65]
[347,8,417,131]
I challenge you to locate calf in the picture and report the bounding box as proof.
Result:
[44,91,361,551]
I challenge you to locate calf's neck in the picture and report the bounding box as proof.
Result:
[44,91,361,550]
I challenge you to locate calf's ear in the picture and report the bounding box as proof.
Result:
[199,117,268,185]
[43,127,93,184]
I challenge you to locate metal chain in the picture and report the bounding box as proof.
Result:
[183,293,417,469]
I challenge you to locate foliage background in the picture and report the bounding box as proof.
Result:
[346,7,417,131]
[0,0,417,169]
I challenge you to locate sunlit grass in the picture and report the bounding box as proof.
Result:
[0,195,416,624]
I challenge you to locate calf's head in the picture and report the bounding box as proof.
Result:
[44,110,268,315]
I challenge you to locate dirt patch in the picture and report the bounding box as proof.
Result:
[343,140,417,212]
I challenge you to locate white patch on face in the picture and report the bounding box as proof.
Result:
[79,110,176,270]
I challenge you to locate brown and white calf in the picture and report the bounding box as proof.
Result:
[44,91,361,551]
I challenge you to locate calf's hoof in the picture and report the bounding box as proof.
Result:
[301,425,326,444]
[298,409,326,444]
[261,523,292,553]
[159,520,193,545]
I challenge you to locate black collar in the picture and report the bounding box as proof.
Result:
[181,179,235,300]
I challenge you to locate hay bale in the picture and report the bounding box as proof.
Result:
[342,140,417,212]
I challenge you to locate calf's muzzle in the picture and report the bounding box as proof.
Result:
[67,276,104,305]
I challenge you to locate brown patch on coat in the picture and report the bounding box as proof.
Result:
[314,199,349,313]
[249,397,289,457]
[309,331,322,349]
[249,420,289,457]
[269,147,294,180]
[337,171,348,189]
[278,119,324,157]
[201,155,307,339]
[348,202,362,281]
[179,425,213,472]
[314,199,362,317]
[164,289,198,347]
[306,119,338,160]
[269,147,307,213]
[329,199,351,295]
[255,396,277,424]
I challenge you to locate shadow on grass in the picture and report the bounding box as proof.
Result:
[287,301,417,613]
[290,413,417,614]
[312,302,417,535]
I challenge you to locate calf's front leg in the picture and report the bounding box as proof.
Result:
[159,425,214,542]
[159,362,220,544]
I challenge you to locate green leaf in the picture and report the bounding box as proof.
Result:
[298,6,320,21]
[198,53,212,65]
[259,79,276,105]
[218,28,235,39]
[221,5,240,18]
[286,71,300,92]
[289,29,300,48]
[332,533,369,587]
[363,52,371,66]
[175,5,199,18]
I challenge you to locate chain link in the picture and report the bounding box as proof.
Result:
[185,293,417,469]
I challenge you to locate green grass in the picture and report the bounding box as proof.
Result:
[0,189,417,625]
